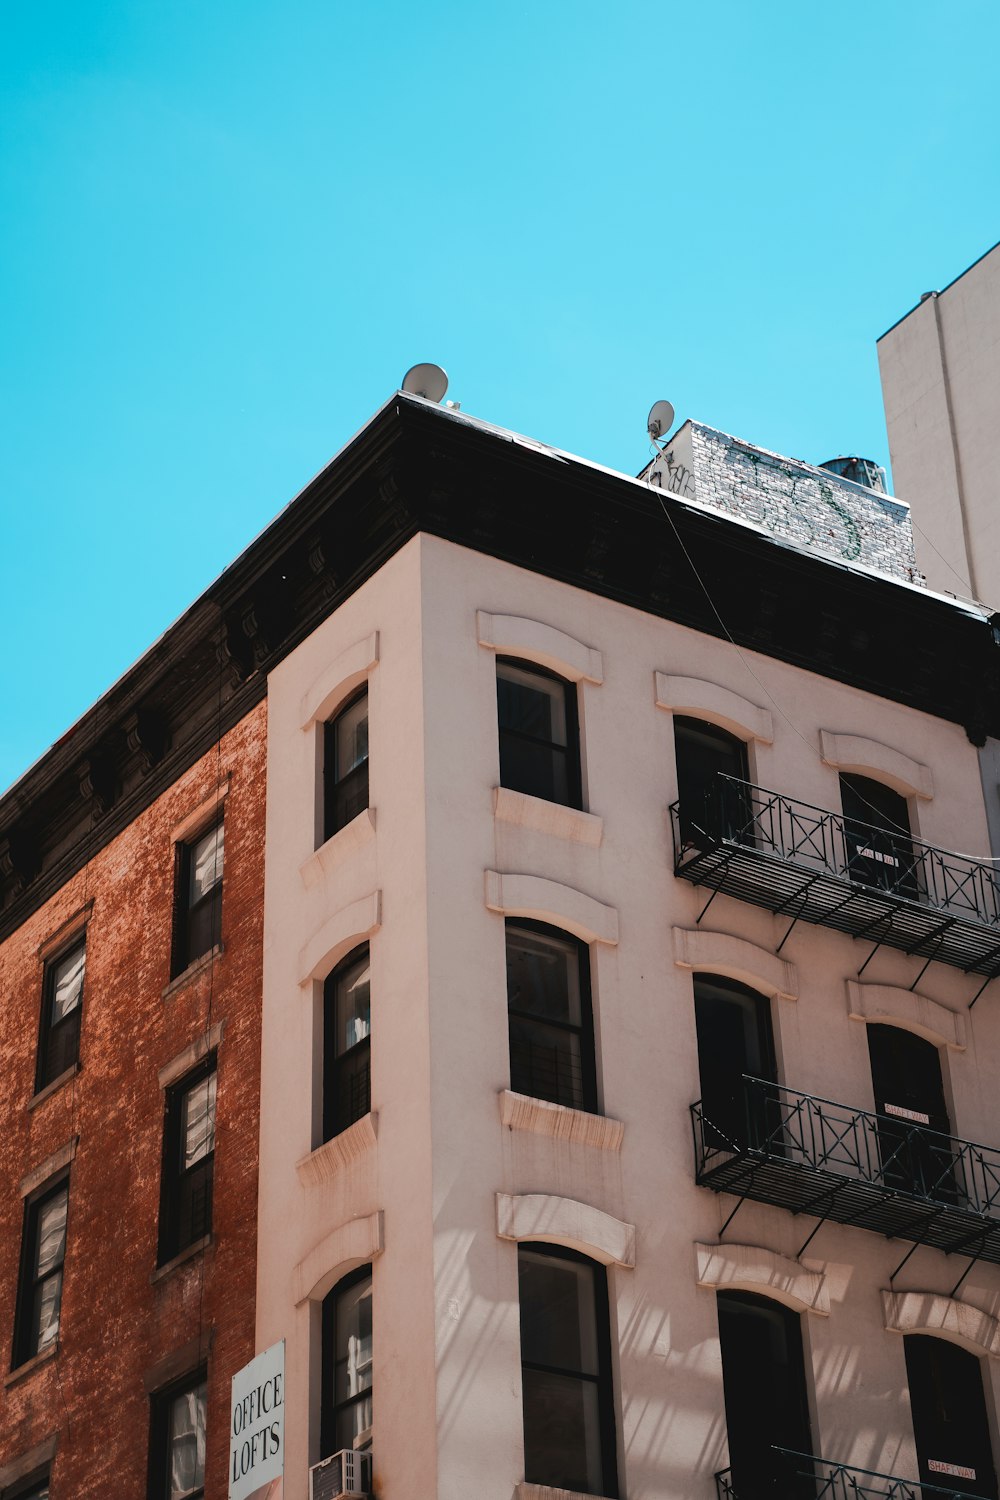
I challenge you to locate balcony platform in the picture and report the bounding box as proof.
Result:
[671,780,1000,982]
[717,1449,991,1500]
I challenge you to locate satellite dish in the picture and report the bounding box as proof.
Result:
[402,363,449,403]
[647,400,675,442]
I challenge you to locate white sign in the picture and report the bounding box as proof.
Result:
[884,1102,931,1125]
[230,1341,285,1500]
[928,1460,976,1480]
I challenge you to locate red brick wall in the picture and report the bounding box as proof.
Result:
[0,700,266,1497]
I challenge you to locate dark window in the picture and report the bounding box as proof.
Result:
[3,1477,50,1500]
[13,1176,69,1368]
[321,1267,373,1458]
[497,659,581,809]
[518,1243,618,1498]
[324,690,369,841]
[36,936,86,1091]
[506,921,597,1114]
[148,1368,208,1500]
[905,1335,997,1500]
[717,1290,813,1500]
[171,820,224,977]
[694,975,778,1152]
[674,716,750,848]
[323,947,371,1141]
[840,773,918,897]
[158,1060,217,1264]
[867,1024,958,1202]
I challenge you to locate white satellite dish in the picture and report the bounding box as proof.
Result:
[402,363,449,403]
[647,400,675,442]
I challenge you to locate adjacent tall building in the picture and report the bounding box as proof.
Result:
[3,387,1000,1500]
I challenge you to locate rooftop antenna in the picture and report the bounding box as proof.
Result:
[402,362,449,403]
[647,400,675,449]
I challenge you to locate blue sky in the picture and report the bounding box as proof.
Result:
[2,1,998,793]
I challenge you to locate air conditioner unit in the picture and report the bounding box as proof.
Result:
[308,1448,373,1500]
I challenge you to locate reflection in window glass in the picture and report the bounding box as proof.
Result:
[322,1269,374,1458]
[325,690,370,840]
[324,947,372,1140]
[497,660,579,809]
[168,1380,207,1500]
[506,923,596,1113]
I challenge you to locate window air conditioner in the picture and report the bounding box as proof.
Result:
[308,1448,373,1500]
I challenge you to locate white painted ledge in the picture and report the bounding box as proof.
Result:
[820,730,933,800]
[296,1113,378,1187]
[477,611,603,684]
[673,927,797,1002]
[846,981,966,1051]
[499,1090,624,1152]
[494,787,603,847]
[695,1242,829,1316]
[485,871,618,946]
[655,673,773,744]
[300,808,376,890]
[300,631,379,728]
[518,1486,617,1500]
[293,1210,384,1306]
[298,890,382,985]
[882,1290,1000,1357]
[496,1192,635,1268]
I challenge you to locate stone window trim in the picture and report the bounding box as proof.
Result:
[2,1344,59,1390]
[499,1091,624,1153]
[28,1063,80,1112]
[158,1023,226,1090]
[298,890,382,986]
[299,630,380,730]
[673,926,798,1002]
[297,1112,378,1187]
[477,611,603,685]
[846,981,966,1051]
[293,1210,384,1306]
[170,776,232,847]
[150,1235,213,1286]
[493,787,603,847]
[301,808,377,890]
[694,1242,829,1317]
[496,1192,635,1268]
[142,1329,214,1395]
[517,1486,618,1500]
[161,943,225,1001]
[36,900,93,964]
[820,730,933,801]
[654,674,773,745]
[0,1434,59,1491]
[882,1290,1000,1358]
[485,872,618,947]
[19,1136,78,1200]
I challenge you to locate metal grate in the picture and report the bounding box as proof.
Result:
[671,777,1000,980]
[693,1078,1000,1264]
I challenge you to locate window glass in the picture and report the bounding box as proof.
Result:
[188,823,224,906]
[159,1064,217,1263]
[50,944,85,1023]
[496,660,579,809]
[717,1291,813,1500]
[325,690,370,840]
[674,716,750,846]
[173,820,224,976]
[905,1335,998,1500]
[322,1270,374,1458]
[506,923,595,1113]
[335,696,369,780]
[181,1074,217,1170]
[168,1380,207,1500]
[324,947,372,1141]
[693,975,777,1152]
[17,1181,69,1362]
[518,1246,617,1498]
[335,955,372,1055]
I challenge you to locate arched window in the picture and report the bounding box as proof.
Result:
[517,1243,618,1498]
[321,1267,373,1458]
[323,946,371,1140]
[717,1290,813,1500]
[505,920,597,1114]
[693,974,777,1152]
[496,658,581,809]
[674,716,750,847]
[867,1024,957,1202]
[324,689,369,841]
[904,1335,997,1499]
[840,772,917,897]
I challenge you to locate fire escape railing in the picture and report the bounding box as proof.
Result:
[670,776,1000,982]
[716,1449,992,1500]
[692,1078,1000,1266]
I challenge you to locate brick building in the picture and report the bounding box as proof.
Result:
[3,389,1000,1500]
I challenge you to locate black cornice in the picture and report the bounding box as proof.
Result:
[2,394,998,943]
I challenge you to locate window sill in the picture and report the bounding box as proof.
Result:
[296,1113,378,1187]
[4,1342,58,1388]
[517,1485,618,1500]
[300,808,377,890]
[28,1063,80,1111]
[162,945,224,1001]
[151,1234,212,1284]
[499,1090,624,1152]
[494,788,602,847]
